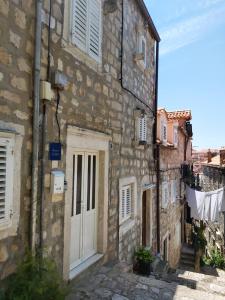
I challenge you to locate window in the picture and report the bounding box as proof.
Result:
[162,182,169,209]
[139,35,147,68]
[163,124,167,141]
[171,180,177,203]
[138,115,147,143]
[71,0,102,61]
[173,126,178,147]
[0,136,14,228]
[161,121,167,144]
[119,177,137,228]
[120,185,132,224]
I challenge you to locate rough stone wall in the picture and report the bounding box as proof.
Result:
[0,0,157,278]
[201,166,225,256]
[0,0,35,279]
[160,168,183,268]
[159,124,191,268]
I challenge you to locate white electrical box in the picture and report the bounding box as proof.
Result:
[50,170,65,194]
[40,81,53,101]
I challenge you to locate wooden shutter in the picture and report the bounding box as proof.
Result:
[89,0,101,59]
[72,0,88,50]
[170,180,177,203]
[162,182,168,209]
[120,185,132,223]
[0,137,14,225]
[139,116,147,142]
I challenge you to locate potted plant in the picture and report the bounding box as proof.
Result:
[134,247,155,276]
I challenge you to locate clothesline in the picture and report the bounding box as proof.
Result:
[186,185,225,222]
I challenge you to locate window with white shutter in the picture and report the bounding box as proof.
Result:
[138,35,147,68]
[162,182,169,209]
[0,137,14,227]
[173,126,178,147]
[72,0,102,61]
[138,115,147,144]
[171,180,177,203]
[120,185,132,224]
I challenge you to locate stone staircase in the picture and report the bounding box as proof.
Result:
[179,243,195,271]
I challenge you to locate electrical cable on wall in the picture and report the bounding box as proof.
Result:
[55,88,61,143]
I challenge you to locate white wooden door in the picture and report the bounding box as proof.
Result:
[70,152,98,270]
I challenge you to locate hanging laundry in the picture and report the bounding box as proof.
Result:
[186,186,225,222]
[186,186,205,220]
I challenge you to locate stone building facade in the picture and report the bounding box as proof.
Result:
[157,109,193,268]
[0,0,160,280]
[199,150,225,257]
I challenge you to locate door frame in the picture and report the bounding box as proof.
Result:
[63,126,111,280]
[141,179,155,248]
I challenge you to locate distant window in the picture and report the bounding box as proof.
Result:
[173,126,178,146]
[171,180,177,203]
[138,115,147,143]
[162,182,169,209]
[138,35,147,68]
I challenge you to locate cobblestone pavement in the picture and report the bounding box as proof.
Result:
[67,263,225,300]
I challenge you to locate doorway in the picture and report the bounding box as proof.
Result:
[70,152,98,270]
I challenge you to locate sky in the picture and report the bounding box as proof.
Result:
[144,0,225,150]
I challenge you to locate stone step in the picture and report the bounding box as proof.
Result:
[173,284,225,300]
[174,269,225,297]
[180,258,195,266]
[180,253,195,260]
[134,272,225,300]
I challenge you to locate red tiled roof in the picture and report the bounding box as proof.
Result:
[167,110,192,120]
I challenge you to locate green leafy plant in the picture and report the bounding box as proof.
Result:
[134,247,155,263]
[2,253,68,300]
[209,250,225,269]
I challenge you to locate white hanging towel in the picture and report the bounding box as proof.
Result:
[186,186,225,222]
[186,186,205,220]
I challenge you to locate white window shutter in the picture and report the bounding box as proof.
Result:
[0,138,14,225]
[89,0,101,59]
[139,116,147,142]
[173,180,177,201]
[121,188,125,220]
[120,185,132,223]
[162,182,168,209]
[126,186,131,216]
[72,0,88,51]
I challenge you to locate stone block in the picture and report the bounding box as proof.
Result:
[10,30,21,48]
[51,220,62,238]
[15,7,26,29]
[0,90,21,103]
[0,0,9,16]
[0,47,12,65]
[17,58,31,73]
[11,76,28,92]
[0,245,8,262]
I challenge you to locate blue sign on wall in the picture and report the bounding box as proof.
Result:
[49,143,62,161]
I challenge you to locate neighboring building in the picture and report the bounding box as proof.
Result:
[0,0,160,279]
[157,109,193,268]
[192,149,219,174]
[199,149,225,257]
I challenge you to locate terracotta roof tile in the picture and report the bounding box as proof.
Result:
[167,110,192,120]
